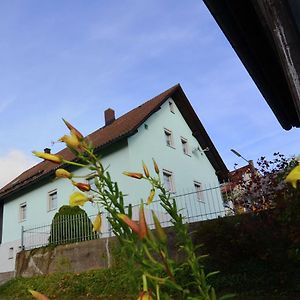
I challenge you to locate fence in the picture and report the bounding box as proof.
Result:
[22,184,228,250]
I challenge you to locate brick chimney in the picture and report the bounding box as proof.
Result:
[104,108,115,126]
[44,148,51,154]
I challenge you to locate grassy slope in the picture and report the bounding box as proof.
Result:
[0,268,138,300]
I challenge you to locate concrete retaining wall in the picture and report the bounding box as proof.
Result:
[15,237,115,278]
[0,271,14,285]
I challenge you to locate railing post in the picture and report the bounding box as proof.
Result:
[20,225,24,250]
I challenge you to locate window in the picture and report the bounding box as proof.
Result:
[8,247,13,259]
[163,170,175,193]
[48,190,58,211]
[181,137,189,155]
[19,202,27,222]
[164,128,174,147]
[169,101,175,113]
[194,182,203,202]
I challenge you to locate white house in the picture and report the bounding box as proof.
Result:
[0,84,228,278]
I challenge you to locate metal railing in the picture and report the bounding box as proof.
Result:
[22,184,228,250]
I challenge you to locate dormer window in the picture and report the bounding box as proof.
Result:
[164,128,174,147]
[169,101,175,113]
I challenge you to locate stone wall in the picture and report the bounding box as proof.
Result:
[16,237,116,277]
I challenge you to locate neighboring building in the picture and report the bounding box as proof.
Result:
[0,84,228,274]
[204,0,300,129]
[221,163,255,213]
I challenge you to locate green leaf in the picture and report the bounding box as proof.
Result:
[219,294,236,300]
[206,271,220,279]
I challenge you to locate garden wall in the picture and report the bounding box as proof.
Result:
[16,237,116,277]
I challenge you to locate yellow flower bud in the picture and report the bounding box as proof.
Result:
[55,168,72,179]
[72,181,91,192]
[33,151,63,164]
[123,172,144,179]
[118,214,140,235]
[142,161,150,178]
[146,189,155,205]
[92,213,102,233]
[152,158,159,174]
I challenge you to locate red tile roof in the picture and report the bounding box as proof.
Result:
[0,84,228,200]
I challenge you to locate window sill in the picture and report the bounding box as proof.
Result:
[166,145,176,149]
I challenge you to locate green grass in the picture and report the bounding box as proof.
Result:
[0,268,139,300]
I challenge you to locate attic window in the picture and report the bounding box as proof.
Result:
[194,181,204,202]
[169,101,175,113]
[181,137,189,155]
[164,128,174,147]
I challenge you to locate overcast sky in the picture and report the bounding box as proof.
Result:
[0,0,299,188]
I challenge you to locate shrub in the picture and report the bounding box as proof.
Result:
[49,205,97,245]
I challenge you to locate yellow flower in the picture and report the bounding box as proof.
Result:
[92,213,102,233]
[55,168,72,179]
[69,192,90,206]
[33,151,63,164]
[142,161,149,178]
[59,131,80,149]
[146,189,155,205]
[28,289,49,300]
[285,165,300,188]
[123,172,144,179]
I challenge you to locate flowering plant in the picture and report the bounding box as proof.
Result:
[31,120,231,299]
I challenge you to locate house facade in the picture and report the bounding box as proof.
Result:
[0,84,228,275]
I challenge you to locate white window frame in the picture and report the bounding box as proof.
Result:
[8,247,14,259]
[164,128,174,148]
[181,137,189,155]
[48,190,58,211]
[169,100,175,113]
[194,181,204,202]
[163,169,175,193]
[19,202,27,222]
